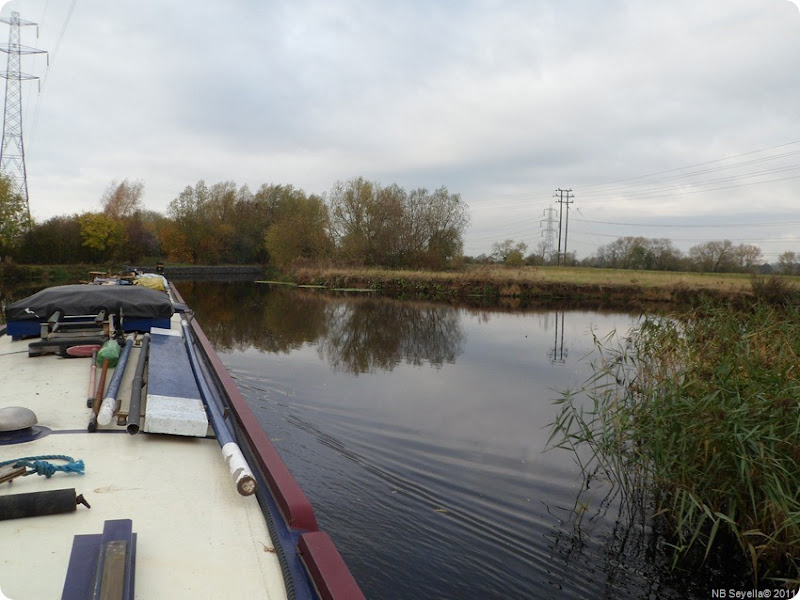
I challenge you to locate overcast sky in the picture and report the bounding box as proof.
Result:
[2,0,800,260]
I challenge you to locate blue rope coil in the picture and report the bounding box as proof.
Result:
[0,454,85,478]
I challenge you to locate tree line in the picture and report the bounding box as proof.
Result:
[1,176,470,270]
[2,172,797,274]
[588,236,765,273]
[483,236,791,274]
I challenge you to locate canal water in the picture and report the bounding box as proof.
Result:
[176,280,744,600]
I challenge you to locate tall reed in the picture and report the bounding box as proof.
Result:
[549,301,800,583]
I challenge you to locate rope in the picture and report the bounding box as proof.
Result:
[0,454,84,478]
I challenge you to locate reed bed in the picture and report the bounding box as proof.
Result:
[549,300,800,583]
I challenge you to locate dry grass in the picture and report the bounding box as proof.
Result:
[293,264,761,294]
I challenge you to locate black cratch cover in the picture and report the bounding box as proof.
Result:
[5,284,174,322]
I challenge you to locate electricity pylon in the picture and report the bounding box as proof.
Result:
[0,11,46,222]
[540,206,558,263]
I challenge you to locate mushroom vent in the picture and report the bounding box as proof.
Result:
[0,407,51,445]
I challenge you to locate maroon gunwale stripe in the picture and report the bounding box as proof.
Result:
[298,532,366,600]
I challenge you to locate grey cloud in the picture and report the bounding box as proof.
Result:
[5,0,800,260]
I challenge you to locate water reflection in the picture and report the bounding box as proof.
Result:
[320,299,465,374]
[180,281,466,374]
[550,310,568,364]
[179,281,328,353]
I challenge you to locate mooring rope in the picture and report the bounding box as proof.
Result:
[0,454,84,477]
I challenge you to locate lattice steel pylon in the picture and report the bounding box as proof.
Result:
[0,11,46,222]
[540,206,558,263]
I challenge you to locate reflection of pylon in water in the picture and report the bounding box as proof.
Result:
[549,311,568,364]
[0,11,46,222]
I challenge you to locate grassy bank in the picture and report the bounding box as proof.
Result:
[4,262,794,310]
[549,301,800,584]
[289,265,768,308]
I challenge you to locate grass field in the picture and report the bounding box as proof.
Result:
[304,264,757,287]
[290,264,776,307]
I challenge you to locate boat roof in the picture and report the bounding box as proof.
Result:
[0,315,288,599]
[0,284,364,599]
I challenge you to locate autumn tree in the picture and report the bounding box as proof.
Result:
[778,251,798,275]
[122,209,164,262]
[647,238,683,270]
[733,243,762,272]
[688,240,738,273]
[491,239,528,264]
[403,186,470,268]
[205,181,239,262]
[97,179,166,262]
[328,178,469,268]
[0,173,30,261]
[230,184,283,264]
[163,180,272,264]
[593,237,683,270]
[158,220,191,263]
[79,212,125,261]
[264,191,332,269]
[101,179,144,219]
[19,215,83,263]
[329,178,399,265]
[164,180,220,263]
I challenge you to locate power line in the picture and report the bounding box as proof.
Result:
[582,160,800,200]
[578,138,800,193]
[572,218,800,228]
[467,138,800,255]
[581,171,800,202]
[480,139,800,206]
[572,229,800,244]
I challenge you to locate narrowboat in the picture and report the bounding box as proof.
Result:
[0,275,364,599]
